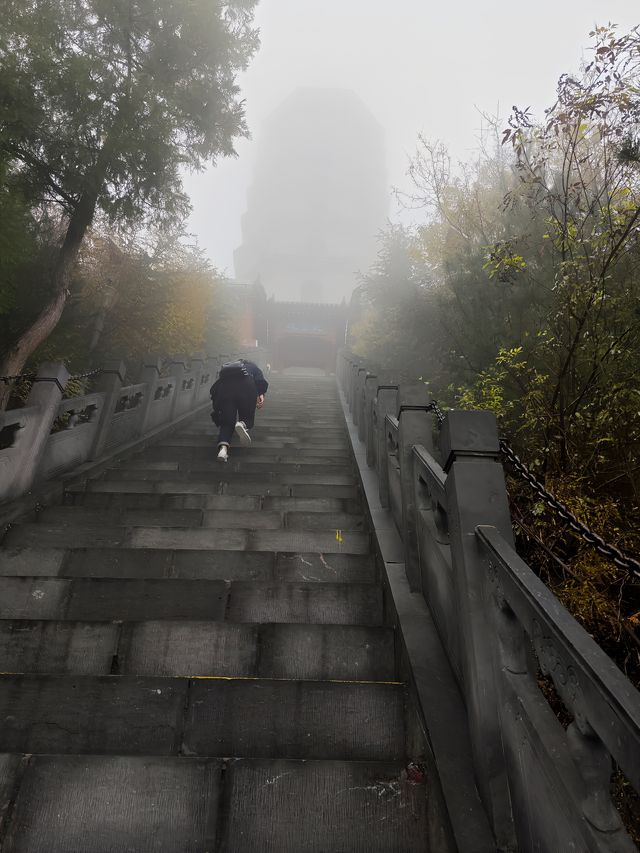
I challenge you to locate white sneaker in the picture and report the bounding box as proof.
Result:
[234,421,251,445]
[217,444,228,463]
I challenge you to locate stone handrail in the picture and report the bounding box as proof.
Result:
[0,350,252,505]
[338,349,640,853]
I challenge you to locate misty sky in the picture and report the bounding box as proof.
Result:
[182,1,639,275]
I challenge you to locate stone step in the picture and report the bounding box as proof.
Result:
[4,523,369,553]
[0,619,394,680]
[99,468,355,484]
[0,755,427,853]
[143,441,352,459]
[70,478,360,499]
[110,459,353,476]
[0,548,376,583]
[39,506,367,532]
[0,578,383,623]
[0,675,405,760]
[64,491,360,514]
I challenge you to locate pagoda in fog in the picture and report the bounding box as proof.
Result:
[234,88,388,304]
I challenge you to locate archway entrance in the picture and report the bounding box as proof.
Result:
[275,333,334,373]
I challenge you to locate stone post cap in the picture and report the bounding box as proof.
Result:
[440,410,501,472]
[140,356,163,375]
[168,354,190,368]
[26,362,71,404]
[397,383,430,411]
[99,360,127,382]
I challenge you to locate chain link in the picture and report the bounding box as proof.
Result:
[430,400,446,424]
[2,368,103,385]
[499,438,640,579]
[0,374,36,384]
[424,396,639,578]
[68,368,103,381]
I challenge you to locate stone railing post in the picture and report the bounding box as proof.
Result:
[89,360,126,460]
[138,356,164,434]
[353,367,367,429]
[397,383,432,592]
[441,410,516,850]
[198,356,217,404]
[189,354,205,411]
[375,381,399,508]
[356,369,373,442]
[363,372,379,466]
[348,359,360,414]
[11,362,70,496]
[168,355,189,421]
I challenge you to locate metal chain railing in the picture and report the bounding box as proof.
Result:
[68,368,103,381]
[429,400,446,424]
[500,438,640,578]
[428,397,640,578]
[0,374,37,384]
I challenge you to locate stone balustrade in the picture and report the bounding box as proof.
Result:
[0,352,233,504]
[338,348,640,853]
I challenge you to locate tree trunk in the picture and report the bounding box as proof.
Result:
[0,142,114,411]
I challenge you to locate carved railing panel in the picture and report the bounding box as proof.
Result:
[0,351,250,504]
[0,406,42,501]
[412,445,461,680]
[104,383,146,451]
[478,524,640,852]
[145,378,177,433]
[40,393,105,479]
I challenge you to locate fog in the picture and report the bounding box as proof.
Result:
[183,0,639,299]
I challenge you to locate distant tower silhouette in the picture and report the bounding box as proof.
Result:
[234,88,388,303]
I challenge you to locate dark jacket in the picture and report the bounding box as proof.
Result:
[209,359,269,407]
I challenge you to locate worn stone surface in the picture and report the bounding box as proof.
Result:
[3,755,221,853]
[171,550,275,581]
[65,579,229,621]
[220,759,428,853]
[0,675,186,754]
[183,680,405,761]
[226,582,383,625]
[0,548,65,577]
[0,578,72,619]
[274,552,376,583]
[128,527,249,551]
[64,548,175,578]
[0,753,22,838]
[40,506,205,528]
[262,496,357,513]
[257,623,395,681]
[0,621,118,674]
[248,529,369,555]
[120,621,258,678]
[285,511,366,531]
[4,523,126,550]
[201,510,283,529]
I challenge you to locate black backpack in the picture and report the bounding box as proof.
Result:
[219,360,249,380]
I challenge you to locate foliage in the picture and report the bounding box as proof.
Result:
[0,0,258,404]
[33,229,236,369]
[0,0,259,224]
[353,25,640,682]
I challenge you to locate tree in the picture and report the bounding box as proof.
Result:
[30,229,236,369]
[0,0,258,407]
[351,25,640,679]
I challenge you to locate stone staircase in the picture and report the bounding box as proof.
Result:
[0,375,429,852]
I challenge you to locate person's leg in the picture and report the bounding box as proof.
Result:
[216,396,237,446]
[234,381,257,445]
